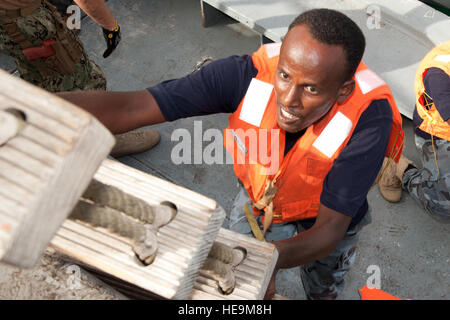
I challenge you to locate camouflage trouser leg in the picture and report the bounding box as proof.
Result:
[299,211,371,300]
[229,186,372,300]
[0,1,106,92]
[402,135,450,223]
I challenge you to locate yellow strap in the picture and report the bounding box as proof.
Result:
[244,202,265,242]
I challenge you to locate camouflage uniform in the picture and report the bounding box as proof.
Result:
[402,135,450,223]
[229,186,372,300]
[0,0,106,92]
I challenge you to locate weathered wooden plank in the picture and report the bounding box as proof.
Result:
[0,158,42,191]
[187,289,219,300]
[60,222,188,281]
[217,233,274,256]
[0,214,19,257]
[0,69,114,267]
[62,219,132,252]
[97,160,218,212]
[9,105,79,144]
[198,270,261,294]
[20,125,73,156]
[51,233,179,298]
[0,175,34,202]
[0,145,53,180]
[189,228,278,300]
[0,110,25,145]
[50,224,278,300]
[50,159,226,300]
[0,84,88,132]
[7,136,60,167]
[193,280,249,300]
[0,197,26,219]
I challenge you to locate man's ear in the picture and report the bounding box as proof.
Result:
[336,79,355,104]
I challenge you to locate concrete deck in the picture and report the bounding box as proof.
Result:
[0,0,448,300]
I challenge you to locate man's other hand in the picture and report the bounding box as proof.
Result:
[264,269,277,300]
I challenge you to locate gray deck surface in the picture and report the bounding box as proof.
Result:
[0,0,448,300]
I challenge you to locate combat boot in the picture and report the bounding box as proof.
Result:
[395,154,414,182]
[378,157,402,203]
[110,129,160,158]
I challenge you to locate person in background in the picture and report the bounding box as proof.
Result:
[378,41,449,223]
[0,0,159,157]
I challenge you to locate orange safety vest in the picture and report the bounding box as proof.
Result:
[414,41,450,141]
[224,43,404,223]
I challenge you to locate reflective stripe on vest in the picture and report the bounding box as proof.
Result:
[414,41,450,141]
[224,44,404,223]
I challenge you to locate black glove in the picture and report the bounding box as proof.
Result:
[102,21,121,58]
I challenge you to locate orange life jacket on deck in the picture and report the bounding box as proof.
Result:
[224,43,404,223]
[414,41,450,141]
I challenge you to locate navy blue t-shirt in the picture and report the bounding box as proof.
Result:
[148,55,393,229]
[413,67,450,140]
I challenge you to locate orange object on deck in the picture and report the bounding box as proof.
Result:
[359,286,403,300]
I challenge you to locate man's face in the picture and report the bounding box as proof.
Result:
[274,25,352,133]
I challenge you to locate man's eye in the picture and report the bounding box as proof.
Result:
[305,86,318,94]
[280,71,289,79]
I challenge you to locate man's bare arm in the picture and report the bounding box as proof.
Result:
[74,0,116,30]
[56,90,166,134]
[264,204,352,299]
[273,204,352,269]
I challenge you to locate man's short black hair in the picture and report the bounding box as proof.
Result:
[288,9,366,82]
